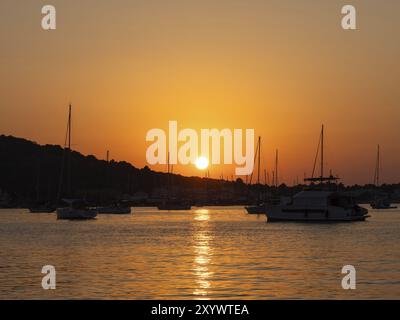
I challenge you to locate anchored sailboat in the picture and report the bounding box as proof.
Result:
[265,125,369,222]
[157,152,191,210]
[245,136,266,214]
[97,150,132,214]
[56,105,97,220]
[370,145,396,209]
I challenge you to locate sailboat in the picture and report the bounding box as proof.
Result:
[265,125,369,222]
[56,105,97,220]
[29,205,55,213]
[370,145,397,209]
[97,150,132,214]
[157,153,191,210]
[245,136,266,214]
[29,151,56,213]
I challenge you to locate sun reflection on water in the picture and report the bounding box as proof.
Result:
[192,209,213,298]
[194,209,210,221]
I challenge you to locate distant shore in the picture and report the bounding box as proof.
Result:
[1,134,400,209]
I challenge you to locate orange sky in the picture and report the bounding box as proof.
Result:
[1,0,399,185]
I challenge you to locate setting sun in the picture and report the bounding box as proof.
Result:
[195,157,209,170]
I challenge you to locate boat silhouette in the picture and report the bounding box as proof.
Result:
[56,105,97,220]
[265,125,370,222]
[370,145,397,209]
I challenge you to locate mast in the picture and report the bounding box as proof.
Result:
[305,124,339,184]
[56,104,72,203]
[248,136,260,185]
[275,149,278,187]
[167,151,170,200]
[257,136,261,185]
[67,104,72,196]
[263,168,267,202]
[376,144,380,186]
[320,125,324,180]
[68,104,71,150]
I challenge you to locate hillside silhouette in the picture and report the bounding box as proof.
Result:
[0,134,248,207]
[1,134,399,208]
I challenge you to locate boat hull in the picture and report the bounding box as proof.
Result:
[57,207,97,220]
[266,205,369,222]
[267,215,369,222]
[370,204,397,209]
[29,207,55,213]
[371,206,397,209]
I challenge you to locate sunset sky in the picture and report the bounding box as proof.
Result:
[1,0,399,185]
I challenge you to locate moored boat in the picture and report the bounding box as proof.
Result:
[265,125,369,222]
[245,137,267,214]
[370,198,397,209]
[57,199,97,220]
[55,105,97,220]
[29,204,55,213]
[369,145,396,209]
[266,190,369,222]
[157,151,191,211]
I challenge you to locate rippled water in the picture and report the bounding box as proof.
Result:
[0,206,399,299]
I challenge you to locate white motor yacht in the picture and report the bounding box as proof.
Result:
[265,125,369,222]
[266,189,369,222]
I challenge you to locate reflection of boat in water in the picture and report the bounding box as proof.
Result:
[57,199,97,220]
[98,204,131,214]
[370,145,396,209]
[265,125,369,222]
[56,105,97,220]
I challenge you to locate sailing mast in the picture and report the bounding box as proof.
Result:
[275,149,278,187]
[167,151,170,200]
[248,136,261,185]
[305,124,338,184]
[56,104,72,203]
[321,124,324,180]
[257,136,261,185]
[67,104,72,196]
[374,144,380,186]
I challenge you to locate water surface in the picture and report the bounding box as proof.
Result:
[0,206,399,299]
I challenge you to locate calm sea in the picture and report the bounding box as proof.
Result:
[0,206,399,299]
